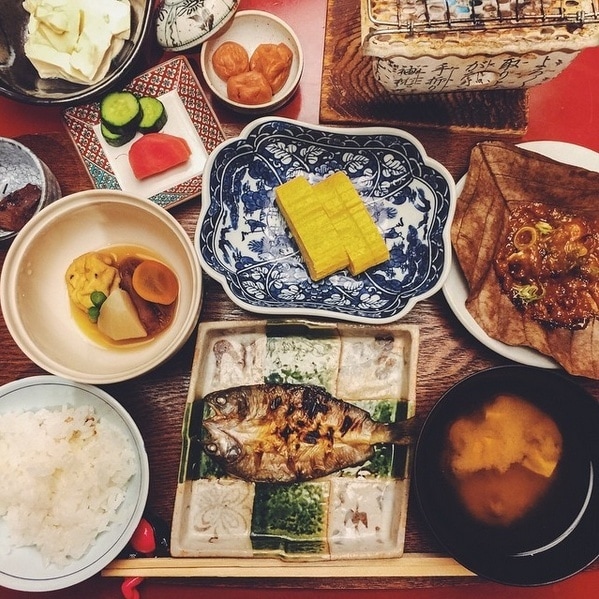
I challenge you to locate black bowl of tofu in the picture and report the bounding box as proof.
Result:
[0,0,152,105]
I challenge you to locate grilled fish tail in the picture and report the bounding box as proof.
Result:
[370,416,419,446]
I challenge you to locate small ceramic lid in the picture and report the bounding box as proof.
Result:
[156,0,239,52]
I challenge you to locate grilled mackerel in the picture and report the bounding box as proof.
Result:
[201,383,415,483]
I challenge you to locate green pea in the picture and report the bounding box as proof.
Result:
[90,291,107,307]
[88,305,100,323]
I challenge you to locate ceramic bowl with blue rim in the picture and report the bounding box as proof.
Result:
[0,375,149,591]
[195,117,456,323]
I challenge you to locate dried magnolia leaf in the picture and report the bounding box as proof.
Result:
[452,141,599,379]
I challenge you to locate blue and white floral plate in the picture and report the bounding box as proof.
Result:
[195,118,456,323]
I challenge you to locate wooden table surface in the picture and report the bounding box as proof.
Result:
[3,0,599,597]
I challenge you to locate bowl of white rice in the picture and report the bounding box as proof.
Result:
[0,375,149,592]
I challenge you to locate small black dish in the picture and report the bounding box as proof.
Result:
[414,365,599,586]
[0,0,152,105]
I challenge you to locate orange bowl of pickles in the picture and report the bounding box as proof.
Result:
[199,10,303,114]
[414,365,599,586]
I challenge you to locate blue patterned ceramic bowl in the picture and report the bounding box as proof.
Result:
[195,117,456,323]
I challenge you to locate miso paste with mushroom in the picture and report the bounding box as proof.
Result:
[65,245,179,346]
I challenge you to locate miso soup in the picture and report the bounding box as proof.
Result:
[443,393,563,527]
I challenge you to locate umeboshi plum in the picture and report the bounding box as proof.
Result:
[212,41,250,81]
[226,70,273,105]
[249,43,293,94]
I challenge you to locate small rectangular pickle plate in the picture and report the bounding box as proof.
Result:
[63,56,225,209]
[171,319,419,560]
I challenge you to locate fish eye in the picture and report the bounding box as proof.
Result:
[204,443,218,454]
[214,396,227,406]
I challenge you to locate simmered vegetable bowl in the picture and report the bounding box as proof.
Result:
[1,190,202,384]
[65,247,180,345]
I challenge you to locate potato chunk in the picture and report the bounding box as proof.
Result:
[97,288,147,341]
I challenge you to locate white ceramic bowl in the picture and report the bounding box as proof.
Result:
[1,190,202,384]
[0,137,61,242]
[0,375,149,591]
[200,10,304,115]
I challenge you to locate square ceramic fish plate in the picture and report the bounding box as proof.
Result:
[63,56,225,209]
[171,319,419,560]
[195,117,455,323]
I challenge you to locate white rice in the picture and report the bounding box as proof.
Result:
[0,404,136,566]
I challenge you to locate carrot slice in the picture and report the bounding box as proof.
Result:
[131,260,179,305]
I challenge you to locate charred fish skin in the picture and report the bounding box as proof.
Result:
[200,384,409,483]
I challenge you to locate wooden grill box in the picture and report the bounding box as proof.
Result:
[361,0,599,93]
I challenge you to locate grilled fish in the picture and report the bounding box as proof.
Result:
[201,383,416,483]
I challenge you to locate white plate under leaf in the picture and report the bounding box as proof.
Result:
[443,140,599,368]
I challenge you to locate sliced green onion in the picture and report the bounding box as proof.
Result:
[513,226,537,250]
[513,283,544,304]
[535,221,553,235]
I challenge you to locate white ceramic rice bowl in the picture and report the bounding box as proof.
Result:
[0,190,202,384]
[0,375,149,591]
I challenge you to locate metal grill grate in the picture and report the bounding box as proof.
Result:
[366,0,599,35]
